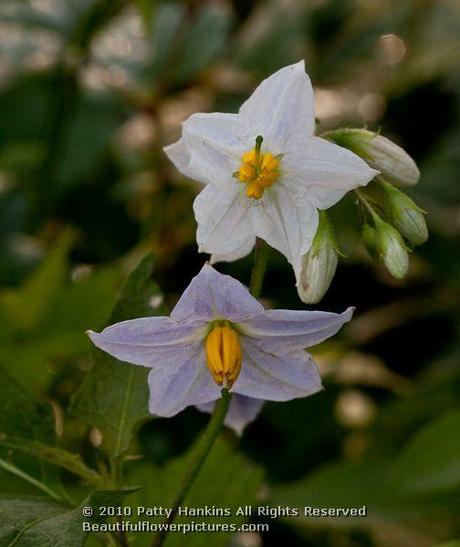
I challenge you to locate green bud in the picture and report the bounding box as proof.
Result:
[381,181,428,246]
[297,211,338,304]
[363,217,409,279]
[324,128,420,188]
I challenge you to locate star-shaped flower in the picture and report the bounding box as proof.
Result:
[164,61,378,286]
[88,265,353,433]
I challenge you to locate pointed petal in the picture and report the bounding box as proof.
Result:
[234,339,322,401]
[194,184,255,261]
[164,112,247,187]
[87,317,206,368]
[239,61,315,150]
[250,185,319,280]
[196,394,264,435]
[171,264,264,323]
[283,136,378,209]
[147,349,220,417]
[241,307,353,351]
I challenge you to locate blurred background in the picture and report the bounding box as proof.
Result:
[0,0,459,546]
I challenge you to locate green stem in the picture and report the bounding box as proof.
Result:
[250,238,269,299]
[354,189,381,223]
[150,389,232,547]
[150,240,269,547]
[0,457,64,501]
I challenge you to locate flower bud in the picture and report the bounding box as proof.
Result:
[381,181,428,246]
[325,128,420,187]
[363,217,409,279]
[297,211,338,304]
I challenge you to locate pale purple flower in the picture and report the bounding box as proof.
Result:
[88,265,353,433]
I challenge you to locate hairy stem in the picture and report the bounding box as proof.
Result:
[150,240,269,546]
[150,389,232,547]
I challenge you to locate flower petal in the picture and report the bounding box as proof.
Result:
[194,184,255,262]
[239,60,315,150]
[250,185,319,280]
[196,394,264,435]
[87,317,206,368]
[234,339,322,401]
[241,307,353,351]
[209,233,256,264]
[283,136,378,209]
[147,348,220,417]
[164,112,248,187]
[171,264,264,323]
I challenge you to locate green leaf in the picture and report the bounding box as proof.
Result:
[271,456,460,532]
[0,372,58,492]
[271,460,395,525]
[127,437,264,547]
[53,93,128,190]
[0,437,102,483]
[391,409,460,495]
[172,4,232,83]
[0,230,74,333]
[70,254,163,459]
[141,2,185,85]
[0,233,120,394]
[0,489,132,546]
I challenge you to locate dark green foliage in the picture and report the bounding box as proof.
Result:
[70,254,161,458]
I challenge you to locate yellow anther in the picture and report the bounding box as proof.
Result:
[235,139,280,199]
[238,162,257,183]
[246,181,264,199]
[257,168,278,188]
[261,152,278,171]
[242,150,257,164]
[205,324,242,388]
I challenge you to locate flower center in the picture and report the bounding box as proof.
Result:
[234,135,281,200]
[205,321,242,388]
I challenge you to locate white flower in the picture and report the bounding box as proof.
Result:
[164,61,377,286]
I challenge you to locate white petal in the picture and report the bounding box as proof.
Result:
[250,185,319,281]
[164,112,248,187]
[283,136,378,209]
[87,317,205,368]
[234,339,322,401]
[239,60,315,151]
[196,394,264,435]
[241,307,354,352]
[210,233,256,264]
[171,264,264,323]
[194,184,255,261]
[147,348,220,417]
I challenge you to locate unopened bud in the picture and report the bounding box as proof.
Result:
[325,128,420,187]
[297,212,338,304]
[363,217,409,279]
[381,181,428,246]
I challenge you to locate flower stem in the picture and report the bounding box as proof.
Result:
[150,389,232,547]
[151,240,268,547]
[250,238,269,299]
[354,189,380,223]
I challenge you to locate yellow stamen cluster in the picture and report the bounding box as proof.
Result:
[235,140,280,199]
[205,322,242,388]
